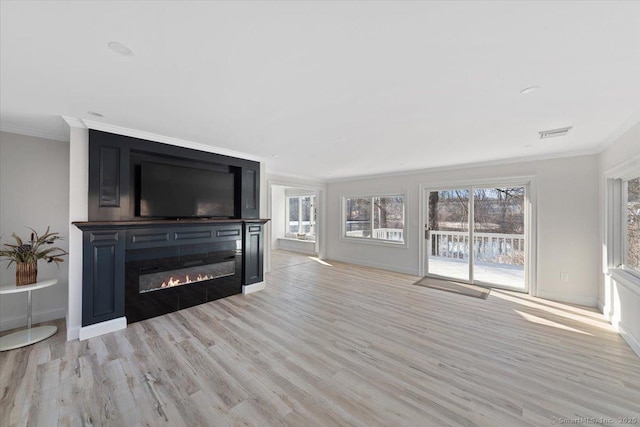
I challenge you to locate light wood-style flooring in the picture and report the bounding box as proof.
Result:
[1,250,639,426]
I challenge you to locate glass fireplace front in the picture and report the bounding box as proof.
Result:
[125,240,242,323]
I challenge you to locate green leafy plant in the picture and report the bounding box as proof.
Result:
[0,227,68,267]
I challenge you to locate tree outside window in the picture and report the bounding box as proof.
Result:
[344,195,404,243]
[627,177,640,271]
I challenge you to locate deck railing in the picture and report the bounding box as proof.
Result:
[345,228,404,242]
[343,228,524,265]
[430,230,525,265]
[373,228,404,241]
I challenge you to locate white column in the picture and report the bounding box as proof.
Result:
[63,117,88,341]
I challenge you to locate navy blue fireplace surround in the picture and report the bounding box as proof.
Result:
[74,131,267,326]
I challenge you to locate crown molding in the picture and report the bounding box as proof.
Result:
[266,172,327,189]
[61,116,87,129]
[265,168,331,184]
[325,147,601,183]
[267,146,602,184]
[0,123,67,142]
[80,119,266,163]
[596,108,640,153]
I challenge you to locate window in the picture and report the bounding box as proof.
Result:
[604,158,639,321]
[625,177,640,272]
[343,195,405,244]
[607,156,640,282]
[286,195,315,238]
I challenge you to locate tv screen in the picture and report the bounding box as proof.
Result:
[140,162,235,218]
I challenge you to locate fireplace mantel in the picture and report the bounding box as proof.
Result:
[73,218,270,228]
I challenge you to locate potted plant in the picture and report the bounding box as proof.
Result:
[0,227,68,286]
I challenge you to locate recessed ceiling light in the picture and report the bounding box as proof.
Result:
[87,111,104,117]
[272,154,279,158]
[520,86,541,95]
[108,41,135,56]
[539,126,572,139]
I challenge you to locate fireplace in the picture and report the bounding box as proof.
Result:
[138,259,235,293]
[73,130,266,336]
[125,239,242,323]
[74,220,266,331]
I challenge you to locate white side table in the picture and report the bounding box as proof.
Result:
[0,279,58,351]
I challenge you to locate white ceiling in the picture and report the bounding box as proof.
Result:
[1,1,639,181]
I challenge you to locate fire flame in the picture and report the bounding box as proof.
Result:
[160,273,215,288]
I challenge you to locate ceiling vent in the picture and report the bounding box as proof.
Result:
[538,126,572,139]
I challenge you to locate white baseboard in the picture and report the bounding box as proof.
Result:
[598,300,613,321]
[0,307,66,332]
[330,256,419,276]
[79,317,127,340]
[618,321,640,359]
[535,290,598,308]
[243,281,266,295]
[67,325,80,341]
[277,238,317,255]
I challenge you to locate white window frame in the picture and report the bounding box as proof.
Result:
[341,192,407,247]
[605,155,640,284]
[285,194,316,239]
[622,176,640,276]
[417,176,537,295]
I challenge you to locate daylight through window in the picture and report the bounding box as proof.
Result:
[626,177,640,272]
[287,195,315,238]
[344,195,405,243]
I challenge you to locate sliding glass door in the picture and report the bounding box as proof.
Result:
[472,187,526,289]
[425,185,527,291]
[426,189,470,281]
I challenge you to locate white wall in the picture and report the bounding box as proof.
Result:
[598,121,640,357]
[0,131,69,331]
[326,154,600,306]
[271,185,286,249]
[66,123,89,340]
[534,156,600,305]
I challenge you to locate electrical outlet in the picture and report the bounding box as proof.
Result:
[560,272,569,282]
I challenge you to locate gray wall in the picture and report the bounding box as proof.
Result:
[325,154,601,307]
[0,131,69,331]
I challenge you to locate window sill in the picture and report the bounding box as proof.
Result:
[340,236,407,249]
[279,236,316,243]
[608,268,640,298]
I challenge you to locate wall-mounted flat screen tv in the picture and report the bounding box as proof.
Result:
[140,161,235,218]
